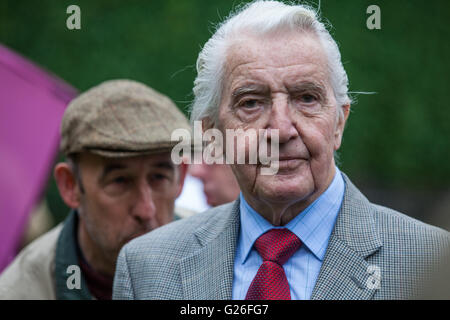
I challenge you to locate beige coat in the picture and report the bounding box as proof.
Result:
[0,225,62,299]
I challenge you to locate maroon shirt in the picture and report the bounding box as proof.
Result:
[77,247,114,300]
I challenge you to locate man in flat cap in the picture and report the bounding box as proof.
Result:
[0,79,190,299]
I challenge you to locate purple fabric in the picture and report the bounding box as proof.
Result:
[0,44,77,272]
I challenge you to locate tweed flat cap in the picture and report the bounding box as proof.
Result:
[60,79,191,157]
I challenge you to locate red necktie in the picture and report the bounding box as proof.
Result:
[245,228,302,300]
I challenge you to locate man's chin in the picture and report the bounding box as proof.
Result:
[256,175,314,204]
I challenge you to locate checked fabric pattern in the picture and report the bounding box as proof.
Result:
[245,228,302,300]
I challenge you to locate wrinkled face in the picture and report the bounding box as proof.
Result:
[189,163,240,206]
[77,152,183,263]
[217,31,348,209]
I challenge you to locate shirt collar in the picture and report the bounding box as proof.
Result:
[239,166,345,263]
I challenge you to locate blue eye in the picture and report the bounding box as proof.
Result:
[238,98,264,110]
[299,94,316,103]
[243,100,258,108]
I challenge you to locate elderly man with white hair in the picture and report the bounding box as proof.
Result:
[113,1,449,300]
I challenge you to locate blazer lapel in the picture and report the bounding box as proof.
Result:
[311,174,383,300]
[179,173,382,300]
[179,200,240,299]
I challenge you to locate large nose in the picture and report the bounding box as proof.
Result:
[267,95,299,143]
[189,163,208,182]
[132,179,156,226]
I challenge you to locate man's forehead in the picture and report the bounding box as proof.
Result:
[224,31,328,84]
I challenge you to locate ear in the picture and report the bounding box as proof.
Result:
[175,162,189,198]
[334,104,351,151]
[54,162,81,209]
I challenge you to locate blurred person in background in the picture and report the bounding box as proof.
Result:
[0,79,190,299]
[189,162,240,207]
[174,172,210,218]
[20,200,54,248]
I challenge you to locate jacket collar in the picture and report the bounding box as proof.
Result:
[311,173,383,299]
[54,210,93,300]
[179,200,240,299]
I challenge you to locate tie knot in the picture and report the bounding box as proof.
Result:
[254,228,302,265]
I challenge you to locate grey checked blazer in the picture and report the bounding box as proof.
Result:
[113,174,450,299]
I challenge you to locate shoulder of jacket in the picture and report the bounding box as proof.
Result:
[341,172,449,244]
[370,203,450,249]
[0,224,63,299]
[19,224,63,261]
[123,202,235,257]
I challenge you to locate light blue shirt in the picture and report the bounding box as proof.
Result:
[232,167,345,300]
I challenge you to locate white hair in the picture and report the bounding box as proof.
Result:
[190,0,351,125]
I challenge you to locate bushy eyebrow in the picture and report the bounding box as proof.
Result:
[99,164,127,183]
[231,84,270,99]
[231,82,326,97]
[99,161,175,182]
[288,81,328,102]
[287,81,327,94]
[154,161,175,171]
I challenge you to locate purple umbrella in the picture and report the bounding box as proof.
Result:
[0,44,77,272]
